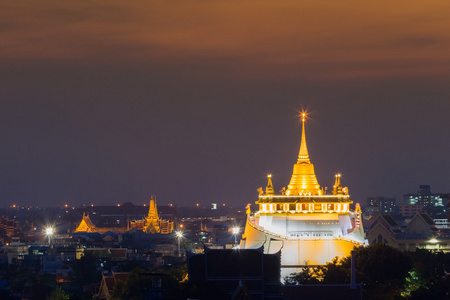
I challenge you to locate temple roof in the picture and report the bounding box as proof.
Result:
[74,212,96,233]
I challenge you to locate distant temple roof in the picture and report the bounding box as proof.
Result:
[74,212,97,233]
[75,196,174,235]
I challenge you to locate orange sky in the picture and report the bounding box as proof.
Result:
[2,0,450,82]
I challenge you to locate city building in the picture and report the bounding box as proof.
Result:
[0,217,20,238]
[188,247,282,300]
[364,197,396,218]
[367,213,450,252]
[403,185,447,218]
[434,219,450,229]
[240,114,367,277]
[95,272,130,300]
[399,204,424,218]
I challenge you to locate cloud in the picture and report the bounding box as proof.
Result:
[0,0,449,82]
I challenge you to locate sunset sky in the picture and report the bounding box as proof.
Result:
[1,1,449,207]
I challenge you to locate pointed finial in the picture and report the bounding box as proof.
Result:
[334,173,343,195]
[266,174,275,195]
[298,112,310,163]
[335,173,341,186]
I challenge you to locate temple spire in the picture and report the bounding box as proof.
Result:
[148,195,159,221]
[265,174,275,195]
[333,174,343,195]
[286,112,321,196]
[297,113,310,164]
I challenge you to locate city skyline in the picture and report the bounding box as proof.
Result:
[1,1,450,207]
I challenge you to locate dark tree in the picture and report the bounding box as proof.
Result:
[349,244,413,300]
[283,244,413,300]
[71,252,101,286]
[284,266,321,284]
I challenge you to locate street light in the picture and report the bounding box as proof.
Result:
[45,227,54,246]
[232,227,240,245]
[175,231,183,257]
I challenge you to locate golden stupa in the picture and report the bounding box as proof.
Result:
[240,113,367,277]
[286,113,322,196]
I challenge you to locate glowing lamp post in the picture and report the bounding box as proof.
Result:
[45,227,54,246]
[232,227,240,245]
[175,231,183,257]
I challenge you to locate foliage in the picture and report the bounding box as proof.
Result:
[348,244,412,300]
[116,259,142,272]
[110,266,183,300]
[404,249,450,299]
[321,257,350,284]
[46,287,70,300]
[284,266,321,284]
[154,263,188,281]
[10,272,57,300]
[283,244,413,300]
[71,252,101,286]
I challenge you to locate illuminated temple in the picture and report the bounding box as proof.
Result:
[74,196,173,234]
[240,114,367,276]
[129,196,174,234]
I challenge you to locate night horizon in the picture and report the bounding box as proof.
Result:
[1,1,449,208]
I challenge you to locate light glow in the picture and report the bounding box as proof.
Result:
[301,112,306,122]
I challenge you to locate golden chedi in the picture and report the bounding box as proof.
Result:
[240,113,367,278]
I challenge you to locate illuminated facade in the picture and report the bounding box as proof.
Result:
[74,211,129,234]
[240,114,367,276]
[130,196,174,234]
[74,212,98,233]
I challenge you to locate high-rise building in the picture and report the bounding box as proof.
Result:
[403,185,447,218]
[364,197,396,218]
[240,114,367,277]
[398,204,424,218]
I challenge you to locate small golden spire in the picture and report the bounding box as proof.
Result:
[333,174,343,195]
[298,112,310,164]
[148,195,160,221]
[265,174,275,195]
[335,173,341,186]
